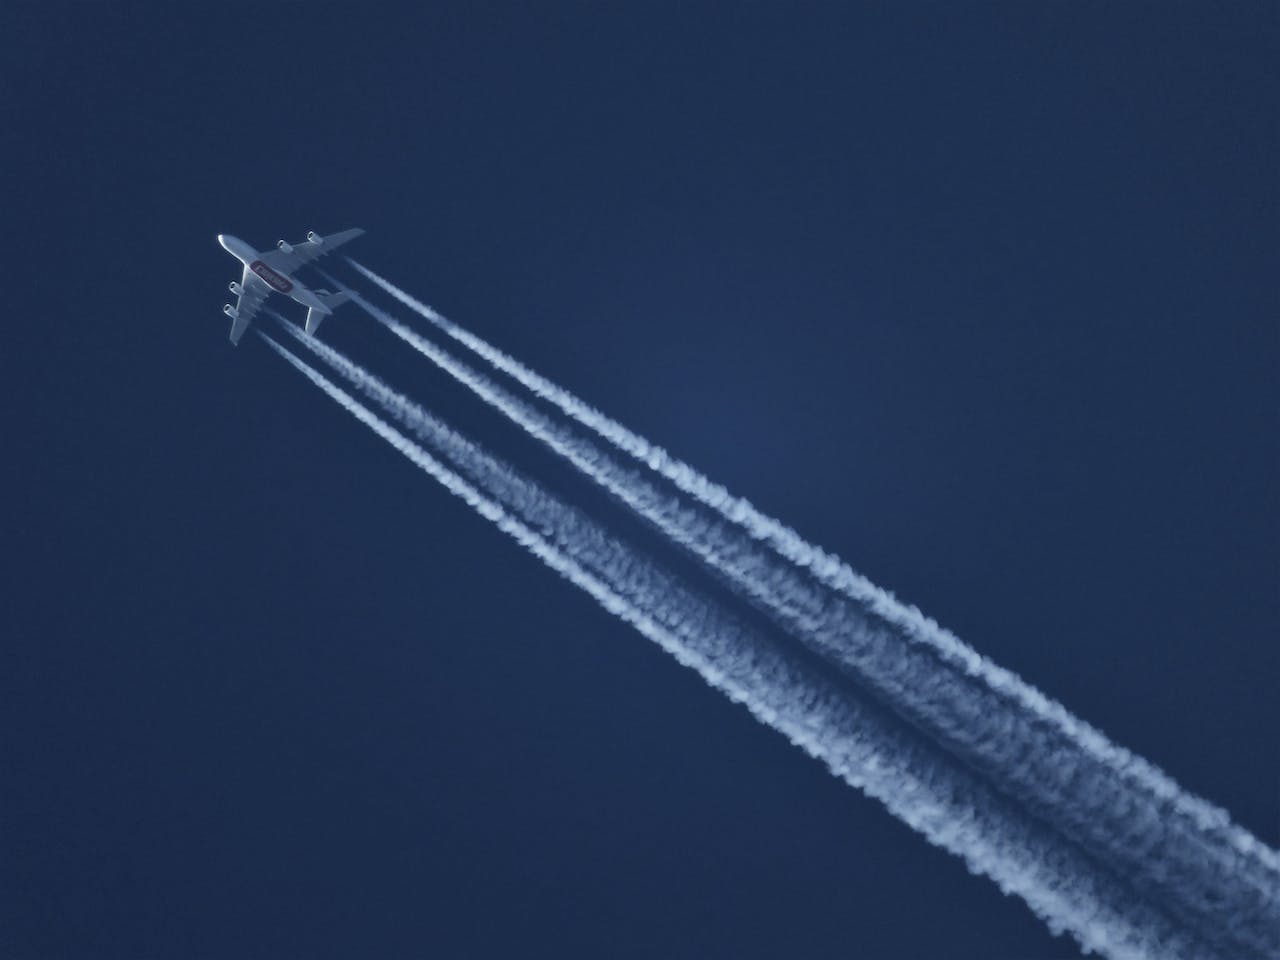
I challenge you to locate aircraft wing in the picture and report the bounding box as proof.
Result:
[260,228,365,272]
[229,266,269,344]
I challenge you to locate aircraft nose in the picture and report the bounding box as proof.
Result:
[217,233,227,249]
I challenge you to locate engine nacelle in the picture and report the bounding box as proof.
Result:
[277,240,294,254]
[307,231,323,244]
[223,304,238,318]
[229,281,241,296]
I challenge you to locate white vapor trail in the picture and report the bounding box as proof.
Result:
[258,329,1228,960]
[338,264,1280,959]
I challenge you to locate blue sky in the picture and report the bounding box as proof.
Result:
[5,5,1276,957]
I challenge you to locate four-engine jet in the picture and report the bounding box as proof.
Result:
[218,228,364,344]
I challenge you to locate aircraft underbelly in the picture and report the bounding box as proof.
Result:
[249,259,294,294]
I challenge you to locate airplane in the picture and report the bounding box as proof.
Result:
[217,228,364,344]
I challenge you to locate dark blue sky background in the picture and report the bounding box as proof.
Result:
[5,4,1276,958]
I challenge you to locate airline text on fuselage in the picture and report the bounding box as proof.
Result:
[250,260,293,293]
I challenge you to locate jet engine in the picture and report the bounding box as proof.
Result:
[223,304,238,318]
[277,240,294,253]
[229,281,241,295]
[307,231,323,244]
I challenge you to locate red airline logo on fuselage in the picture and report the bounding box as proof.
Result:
[250,260,294,294]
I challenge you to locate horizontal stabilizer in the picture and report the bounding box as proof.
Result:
[320,289,350,310]
[305,289,351,335]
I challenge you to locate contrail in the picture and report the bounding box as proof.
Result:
[342,259,1272,861]
[331,273,1280,956]
[257,329,1228,960]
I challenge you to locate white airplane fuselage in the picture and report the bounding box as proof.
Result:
[218,227,364,344]
[218,234,328,313]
